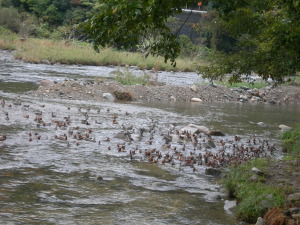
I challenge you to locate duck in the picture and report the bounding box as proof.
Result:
[0,135,8,141]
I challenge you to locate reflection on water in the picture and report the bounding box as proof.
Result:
[0,81,38,93]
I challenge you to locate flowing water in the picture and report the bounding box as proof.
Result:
[0,50,299,225]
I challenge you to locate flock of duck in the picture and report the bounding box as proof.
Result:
[0,97,278,173]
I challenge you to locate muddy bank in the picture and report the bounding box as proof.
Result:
[28,79,300,105]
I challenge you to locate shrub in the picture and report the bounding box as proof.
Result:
[222,158,286,223]
[281,124,300,154]
[113,91,134,101]
[114,68,149,85]
[0,7,20,33]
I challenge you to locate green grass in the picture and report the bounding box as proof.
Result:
[222,158,288,223]
[281,123,300,155]
[284,74,300,86]
[114,68,150,85]
[0,35,203,72]
[216,81,268,89]
[0,26,18,50]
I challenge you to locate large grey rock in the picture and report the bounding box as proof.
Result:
[103,93,115,101]
[180,124,210,134]
[279,124,292,131]
[205,168,222,176]
[208,130,225,136]
[41,59,50,64]
[224,200,236,213]
[255,217,265,225]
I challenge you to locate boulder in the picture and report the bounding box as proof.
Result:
[224,200,236,213]
[205,168,222,176]
[180,124,210,134]
[190,98,203,102]
[41,59,50,64]
[103,93,115,101]
[279,124,292,131]
[208,130,225,136]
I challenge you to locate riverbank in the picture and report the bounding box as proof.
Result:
[0,36,202,72]
[222,157,300,224]
[28,79,300,105]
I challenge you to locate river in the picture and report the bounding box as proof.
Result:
[0,50,299,225]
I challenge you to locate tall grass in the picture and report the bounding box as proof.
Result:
[0,36,203,72]
[222,158,289,223]
[281,123,300,155]
[0,26,18,50]
[216,81,268,89]
[114,68,150,85]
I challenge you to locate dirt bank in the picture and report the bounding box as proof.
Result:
[28,79,300,105]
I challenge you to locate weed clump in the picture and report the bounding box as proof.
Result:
[113,91,134,101]
[222,159,287,223]
[281,124,300,155]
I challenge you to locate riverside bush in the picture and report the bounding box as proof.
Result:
[222,158,286,223]
[281,124,300,154]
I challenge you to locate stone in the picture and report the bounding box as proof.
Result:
[40,80,54,87]
[190,97,203,102]
[279,124,292,131]
[251,167,265,176]
[208,130,225,136]
[255,217,265,225]
[250,96,261,102]
[170,96,176,101]
[180,124,210,135]
[103,93,115,101]
[287,193,300,202]
[205,168,222,176]
[41,59,50,64]
[240,95,249,101]
[204,193,222,202]
[250,175,259,182]
[224,200,236,213]
[190,85,198,92]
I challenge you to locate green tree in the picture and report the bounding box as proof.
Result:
[83,0,300,82]
[83,0,196,66]
[199,0,300,83]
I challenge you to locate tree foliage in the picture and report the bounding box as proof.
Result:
[83,0,300,82]
[83,0,196,66]
[200,0,300,83]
